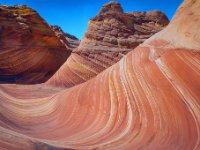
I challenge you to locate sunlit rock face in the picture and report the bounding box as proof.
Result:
[0,5,71,84]
[51,25,80,51]
[0,0,200,150]
[46,2,169,88]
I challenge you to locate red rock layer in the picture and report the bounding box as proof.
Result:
[51,25,80,51]
[0,5,71,84]
[0,0,200,150]
[46,2,169,87]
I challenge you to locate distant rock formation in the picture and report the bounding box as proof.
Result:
[0,5,71,84]
[51,25,80,51]
[47,1,169,87]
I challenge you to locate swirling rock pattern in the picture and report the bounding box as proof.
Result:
[46,2,169,87]
[51,25,80,51]
[0,0,200,150]
[0,5,71,84]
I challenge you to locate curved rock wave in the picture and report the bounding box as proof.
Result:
[0,0,200,150]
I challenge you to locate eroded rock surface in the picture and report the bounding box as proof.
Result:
[0,0,199,150]
[0,5,71,84]
[47,2,169,87]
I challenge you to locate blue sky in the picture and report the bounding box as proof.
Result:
[0,0,183,39]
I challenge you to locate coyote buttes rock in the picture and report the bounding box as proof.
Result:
[46,2,169,87]
[51,25,80,51]
[0,5,71,84]
[0,0,200,150]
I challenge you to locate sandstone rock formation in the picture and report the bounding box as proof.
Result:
[51,25,80,51]
[0,0,200,150]
[0,5,71,84]
[47,2,169,87]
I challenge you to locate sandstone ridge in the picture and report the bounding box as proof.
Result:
[47,1,169,87]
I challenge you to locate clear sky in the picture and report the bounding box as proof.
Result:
[0,0,183,39]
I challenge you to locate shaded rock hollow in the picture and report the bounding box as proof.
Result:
[0,5,71,84]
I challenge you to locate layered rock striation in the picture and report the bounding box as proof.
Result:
[0,5,71,84]
[47,2,169,87]
[0,0,200,150]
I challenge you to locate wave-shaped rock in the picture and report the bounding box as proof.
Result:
[51,25,80,51]
[0,5,71,84]
[0,0,200,149]
[46,2,169,87]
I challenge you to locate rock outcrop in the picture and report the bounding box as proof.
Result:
[0,5,71,84]
[51,25,80,51]
[0,0,200,150]
[47,2,169,87]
